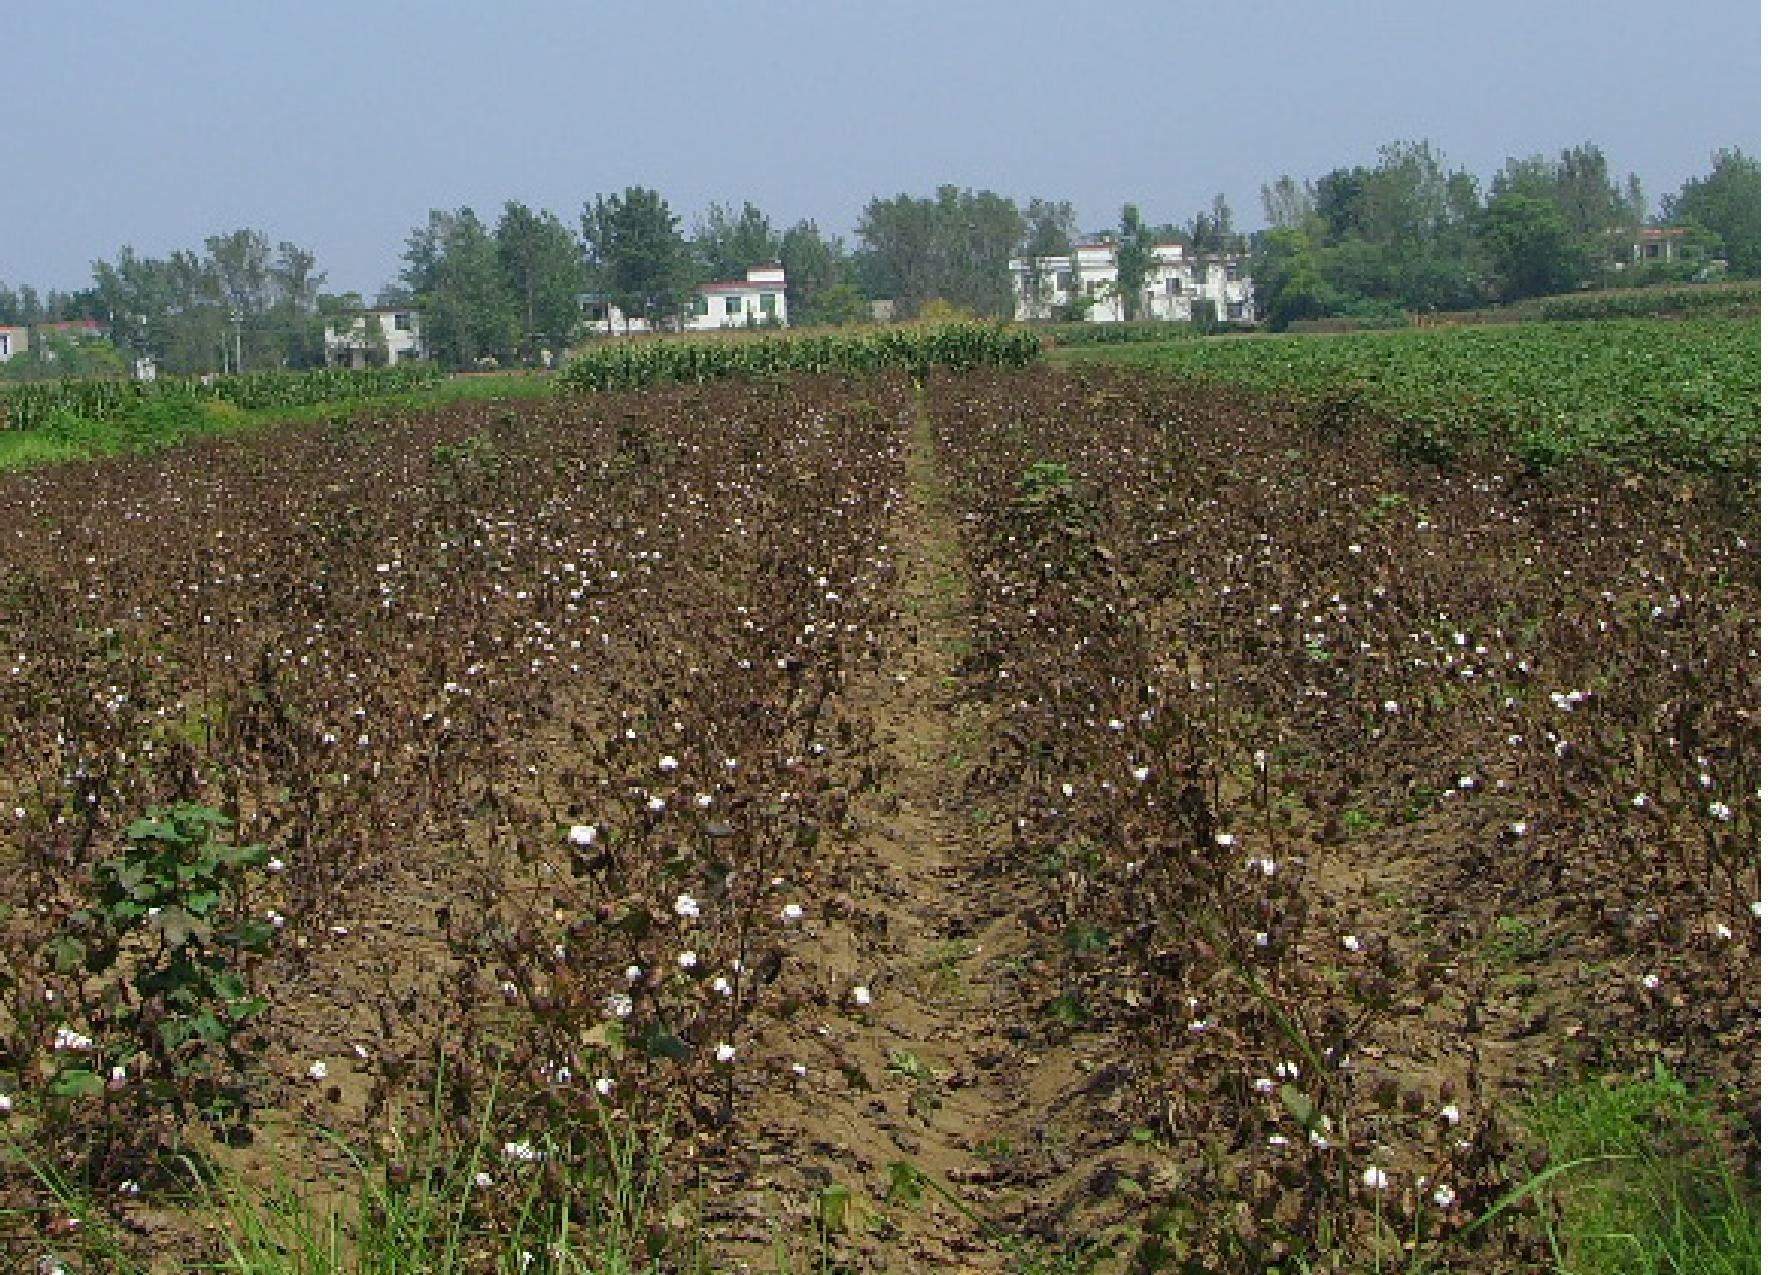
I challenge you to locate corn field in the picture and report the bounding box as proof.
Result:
[556,322,1042,393]
[0,365,445,432]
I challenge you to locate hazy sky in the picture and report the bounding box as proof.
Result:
[2,1,1759,297]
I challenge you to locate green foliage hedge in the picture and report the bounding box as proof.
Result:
[557,323,1041,393]
[1534,281,1760,322]
[0,364,444,432]
[1039,321,1204,347]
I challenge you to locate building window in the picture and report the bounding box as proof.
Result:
[1166,277,1183,296]
[393,312,412,331]
[0,334,9,357]
[693,295,710,317]
[1225,261,1240,281]
[760,293,777,316]
[1057,270,1073,292]
[1645,242,1662,259]
[725,295,742,316]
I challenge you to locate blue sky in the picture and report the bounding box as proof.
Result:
[1,1,1758,296]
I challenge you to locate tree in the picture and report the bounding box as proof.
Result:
[693,202,780,283]
[1251,227,1335,330]
[1114,204,1155,321]
[582,187,694,330]
[1492,144,1644,284]
[934,186,1023,318]
[1663,148,1760,276]
[1482,193,1583,302]
[402,208,519,367]
[496,202,585,361]
[1017,197,1077,320]
[779,220,867,327]
[1261,176,1315,231]
[856,186,1025,319]
[855,193,939,315]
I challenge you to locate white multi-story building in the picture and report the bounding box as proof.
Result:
[1011,241,1255,325]
[323,306,425,367]
[583,265,790,334]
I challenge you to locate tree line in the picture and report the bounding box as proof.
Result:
[1253,141,1758,328]
[0,140,1755,374]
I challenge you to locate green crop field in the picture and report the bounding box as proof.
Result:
[1058,317,1761,476]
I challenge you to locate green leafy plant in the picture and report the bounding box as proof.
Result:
[50,804,276,1124]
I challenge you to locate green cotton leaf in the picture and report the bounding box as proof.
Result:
[50,1068,104,1099]
[152,906,209,949]
[1280,1083,1320,1134]
[230,843,270,869]
[159,1018,196,1051]
[580,1020,626,1060]
[885,1161,925,1207]
[209,971,247,1001]
[227,997,267,1023]
[191,1011,227,1044]
[126,816,179,844]
[226,920,276,951]
[817,1184,853,1233]
[638,1025,691,1062]
[47,936,86,974]
[184,889,222,917]
[111,860,149,896]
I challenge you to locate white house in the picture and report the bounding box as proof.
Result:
[1010,241,1255,325]
[686,265,788,331]
[0,325,28,362]
[323,306,425,368]
[583,265,790,334]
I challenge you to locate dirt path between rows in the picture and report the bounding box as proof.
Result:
[713,390,1045,1272]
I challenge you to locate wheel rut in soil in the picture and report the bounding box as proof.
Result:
[717,390,1039,1271]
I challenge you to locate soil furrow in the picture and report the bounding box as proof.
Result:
[716,389,1037,1271]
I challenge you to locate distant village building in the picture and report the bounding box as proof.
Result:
[1611,226,1701,267]
[37,319,107,341]
[686,265,787,331]
[323,306,425,367]
[582,265,790,334]
[0,319,113,366]
[1010,241,1255,325]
